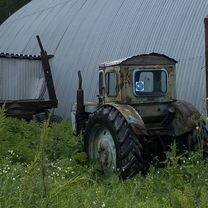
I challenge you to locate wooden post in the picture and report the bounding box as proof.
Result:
[204,17,208,113]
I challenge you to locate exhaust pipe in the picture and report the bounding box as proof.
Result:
[76,71,85,133]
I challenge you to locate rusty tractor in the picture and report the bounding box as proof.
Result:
[71,53,208,179]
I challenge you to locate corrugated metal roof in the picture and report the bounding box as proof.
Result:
[99,53,177,67]
[0,52,53,60]
[0,0,207,117]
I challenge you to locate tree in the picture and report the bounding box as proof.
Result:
[0,0,31,24]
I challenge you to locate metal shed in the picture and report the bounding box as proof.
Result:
[0,0,208,118]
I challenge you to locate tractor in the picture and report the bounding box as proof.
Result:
[71,53,208,179]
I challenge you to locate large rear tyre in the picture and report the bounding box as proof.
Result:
[84,106,146,179]
[182,121,208,159]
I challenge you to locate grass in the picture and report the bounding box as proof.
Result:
[0,109,208,208]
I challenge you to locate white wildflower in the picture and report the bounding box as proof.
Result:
[101,202,106,208]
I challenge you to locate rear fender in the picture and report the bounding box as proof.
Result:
[99,103,148,136]
[171,100,201,136]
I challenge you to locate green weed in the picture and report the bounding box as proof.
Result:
[0,109,208,208]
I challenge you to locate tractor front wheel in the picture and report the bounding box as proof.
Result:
[84,106,146,179]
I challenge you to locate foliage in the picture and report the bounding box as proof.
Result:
[0,109,208,208]
[0,0,31,24]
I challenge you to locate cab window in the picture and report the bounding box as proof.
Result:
[134,69,167,96]
[106,72,118,97]
[99,71,104,94]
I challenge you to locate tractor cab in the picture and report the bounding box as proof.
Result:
[98,53,177,126]
[98,53,177,104]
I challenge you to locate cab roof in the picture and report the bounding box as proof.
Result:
[99,53,177,67]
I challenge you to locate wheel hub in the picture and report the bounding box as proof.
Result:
[88,124,116,175]
[98,143,110,168]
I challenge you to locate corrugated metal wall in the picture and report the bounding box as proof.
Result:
[0,57,47,100]
[0,0,207,117]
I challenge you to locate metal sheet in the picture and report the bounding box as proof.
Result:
[0,0,208,117]
[0,57,48,100]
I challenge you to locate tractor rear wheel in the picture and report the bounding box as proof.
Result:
[181,121,208,158]
[84,106,146,179]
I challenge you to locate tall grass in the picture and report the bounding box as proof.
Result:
[0,109,208,208]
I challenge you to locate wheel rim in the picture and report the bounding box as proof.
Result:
[88,124,117,175]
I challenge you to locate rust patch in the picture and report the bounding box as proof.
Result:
[130,124,148,136]
[171,100,200,135]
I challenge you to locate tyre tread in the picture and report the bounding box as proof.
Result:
[84,106,146,179]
